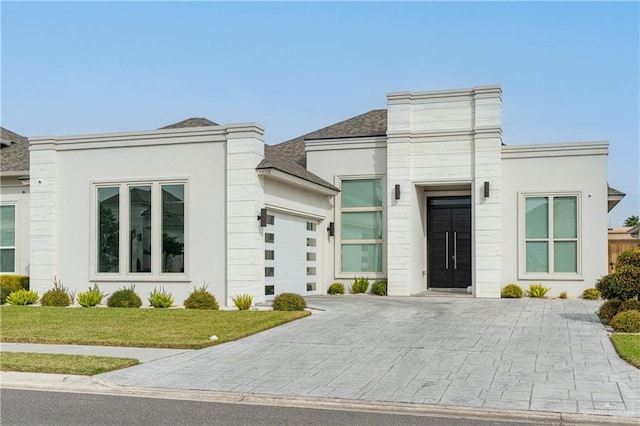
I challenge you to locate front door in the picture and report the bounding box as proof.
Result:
[427,197,472,289]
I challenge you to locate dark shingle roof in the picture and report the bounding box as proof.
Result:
[271,109,387,168]
[258,145,338,191]
[0,127,29,172]
[159,117,218,129]
[608,185,625,197]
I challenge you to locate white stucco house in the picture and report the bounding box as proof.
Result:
[0,86,625,304]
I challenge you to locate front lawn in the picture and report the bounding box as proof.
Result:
[0,352,138,375]
[0,306,310,349]
[610,334,640,369]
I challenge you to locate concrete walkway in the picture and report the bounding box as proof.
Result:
[89,296,638,418]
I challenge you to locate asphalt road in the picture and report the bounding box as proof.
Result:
[1,389,536,426]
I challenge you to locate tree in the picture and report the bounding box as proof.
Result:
[624,215,639,227]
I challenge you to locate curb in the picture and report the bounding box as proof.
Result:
[1,372,637,425]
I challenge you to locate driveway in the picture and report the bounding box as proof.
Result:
[97,296,639,417]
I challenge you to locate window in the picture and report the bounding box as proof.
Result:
[340,178,383,273]
[524,195,579,275]
[265,233,275,243]
[265,250,275,260]
[265,267,274,277]
[0,205,16,273]
[266,215,275,225]
[94,181,186,276]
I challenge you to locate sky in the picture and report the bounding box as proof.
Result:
[1,1,638,226]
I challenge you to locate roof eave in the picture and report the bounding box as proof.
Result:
[257,168,339,195]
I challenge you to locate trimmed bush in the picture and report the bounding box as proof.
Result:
[616,248,640,269]
[598,299,622,325]
[0,274,29,305]
[184,285,219,310]
[77,284,107,307]
[272,293,306,311]
[559,291,568,299]
[501,284,523,298]
[596,265,640,301]
[526,283,551,298]
[107,285,142,308]
[350,277,369,294]
[371,280,387,296]
[582,288,600,300]
[610,310,640,333]
[327,283,345,295]
[41,277,72,307]
[6,289,39,305]
[232,293,253,310]
[618,299,640,314]
[148,287,174,308]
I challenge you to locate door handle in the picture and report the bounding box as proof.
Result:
[453,231,457,270]
[445,231,449,270]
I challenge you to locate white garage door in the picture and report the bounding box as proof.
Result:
[264,212,318,299]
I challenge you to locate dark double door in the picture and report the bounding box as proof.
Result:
[427,197,472,289]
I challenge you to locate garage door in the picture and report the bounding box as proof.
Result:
[264,212,318,299]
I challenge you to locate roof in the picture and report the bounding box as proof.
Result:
[607,185,625,197]
[258,145,338,191]
[271,109,387,168]
[0,127,29,172]
[159,117,218,129]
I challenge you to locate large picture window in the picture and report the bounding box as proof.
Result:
[95,181,186,276]
[340,178,383,273]
[0,205,16,273]
[524,195,579,274]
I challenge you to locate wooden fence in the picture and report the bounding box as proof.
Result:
[608,239,640,272]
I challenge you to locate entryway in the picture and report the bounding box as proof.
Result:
[426,197,472,290]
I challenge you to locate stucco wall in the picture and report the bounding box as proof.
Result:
[501,143,609,297]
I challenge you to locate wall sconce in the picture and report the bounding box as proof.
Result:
[257,208,268,227]
[394,184,401,200]
[327,222,335,237]
[484,181,490,198]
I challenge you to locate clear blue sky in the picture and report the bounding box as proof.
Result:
[2,1,638,226]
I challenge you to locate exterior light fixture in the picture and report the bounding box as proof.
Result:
[394,184,401,200]
[484,181,490,198]
[258,208,268,227]
[327,222,335,237]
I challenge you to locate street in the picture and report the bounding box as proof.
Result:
[1,389,536,426]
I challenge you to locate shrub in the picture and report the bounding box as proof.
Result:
[501,284,523,298]
[41,276,72,307]
[610,310,640,333]
[616,248,640,269]
[371,280,387,296]
[598,299,622,325]
[0,274,29,304]
[327,283,345,295]
[184,285,219,310]
[559,291,568,299]
[526,283,551,298]
[6,289,39,305]
[77,283,107,307]
[618,298,640,314]
[272,293,306,311]
[232,293,253,310]
[582,288,600,300]
[596,266,640,301]
[106,285,142,308]
[350,277,369,294]
[148,287,174,308]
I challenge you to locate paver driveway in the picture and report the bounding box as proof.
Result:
[98,296,639,417]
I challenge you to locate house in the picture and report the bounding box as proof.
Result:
[0,85,626,304]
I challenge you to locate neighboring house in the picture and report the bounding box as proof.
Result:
[0,85,626,304]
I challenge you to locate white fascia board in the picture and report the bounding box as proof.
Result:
[502,142,609,159]
[387,85,501,103]
[258,169,339,196]
[305,136,387,151]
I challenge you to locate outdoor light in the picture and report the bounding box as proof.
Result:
[258,208,268,227]
[394,184,401,200]
[484,181,490,198]
[327,222,335,237]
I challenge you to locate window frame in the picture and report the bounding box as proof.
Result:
[91,179,189,282]
[336,175,386,278]
[0,203,17,274]
[518,192,582,280]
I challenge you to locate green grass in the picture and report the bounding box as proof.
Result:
[0,306,310,349]
[610,334,640,369]
[0,352,138,375]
